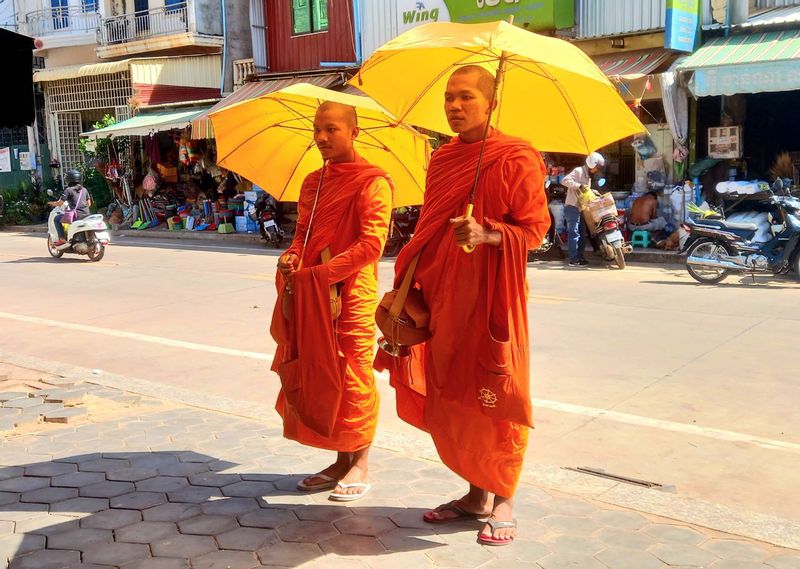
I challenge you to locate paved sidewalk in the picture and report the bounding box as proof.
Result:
[1,363,799,568]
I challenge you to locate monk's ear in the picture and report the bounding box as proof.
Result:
[351,126,360,140]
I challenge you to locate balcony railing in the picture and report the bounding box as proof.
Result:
[24,6,101,37]
[99,2,189,46]
[233,59,255,90]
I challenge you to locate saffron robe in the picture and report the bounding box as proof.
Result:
[272,156,393,452]
[375,131,549,496]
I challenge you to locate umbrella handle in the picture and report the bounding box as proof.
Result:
[461,203,476,254]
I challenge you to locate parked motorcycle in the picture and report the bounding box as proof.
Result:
[251,193,285,248]
[383,206,420,257]
[45,189,109,262]
[581,179,629,269]
[682,180,800,284]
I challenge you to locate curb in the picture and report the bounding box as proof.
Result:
[2,350,798,550]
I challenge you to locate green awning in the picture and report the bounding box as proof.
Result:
[81,107,212,139]
[677,30,800,96]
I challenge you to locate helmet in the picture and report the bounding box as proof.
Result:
[586,152,605,169]
[64,169,82,186]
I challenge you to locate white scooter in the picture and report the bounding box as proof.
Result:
[46,189,110,262]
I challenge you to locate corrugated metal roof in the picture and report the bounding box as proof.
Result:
[81,107,212,138]
[33,60,131,82]
[703,5,800,30]
[677,29,800,69]
[576,0,666,39]
[593,49,675,79]
[34,54,222,85]
[190,73,345,139]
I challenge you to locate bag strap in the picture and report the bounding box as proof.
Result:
[296,163,327,271]
[389,252,421,318]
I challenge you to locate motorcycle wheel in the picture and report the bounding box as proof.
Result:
[87,241,105,262]
[686,239,732,284]
[613,245,626,270]
[47,235,64,259]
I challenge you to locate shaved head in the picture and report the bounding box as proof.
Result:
[450,65,496,102]
[316,101,358,128]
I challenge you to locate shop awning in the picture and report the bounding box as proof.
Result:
[34,60,131,83]
[677,29,800,97]
[593,49,675,80]
[190,73,345,139]
[81,107,212,139]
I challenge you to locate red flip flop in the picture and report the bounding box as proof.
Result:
[477,517,518,546]
[423,499,491,524]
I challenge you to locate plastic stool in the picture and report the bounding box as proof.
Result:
[631,230,650,248]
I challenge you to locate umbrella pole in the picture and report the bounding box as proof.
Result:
[461,52,507,253]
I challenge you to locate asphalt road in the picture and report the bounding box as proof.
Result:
[1,230,798,524]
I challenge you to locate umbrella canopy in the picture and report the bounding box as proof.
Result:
[352,21,645,155]
[210,83,430,206]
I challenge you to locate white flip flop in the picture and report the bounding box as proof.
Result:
[328,482,371,502]
[296,473,338,492]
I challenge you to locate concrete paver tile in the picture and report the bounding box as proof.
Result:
[215,527,279,551]
[703,539,769,561]
[711,561,775,569]
[190,550,260,569]
[595,547,665,569]
[541,498,599,517]
[153,463,212,477]
[378,528,446,552]
[116,521,179,544]
[593,527,657,550]
[256,541,322,566]
[334,514,396,537]
[8,548,80,569]
[177,514,238,535]
[363,550,437,569]
[123,558,191,569]
[0,492,19,506]
[150,534,217,558]
[166,485,222,504]
[45,526,114,552]
[110,492,168,510]
[188,472,241,487]
[80,481,136,498]
[294,505,353,523]
[0,519,12,533]
[543,534,605,558]
[766,555,800,569]
[50,496,109,514]
[0,466,24,480]
[82,541,150,565]
[0,532,45,559]
[645,523,706,545]
[200,497,260,516]
[591,509,650,530]
[142,503,201,522]
[135,477,189,493]
[53,453,103,465]
[0,503,49,522]
[51,472,106,488]
[107,468,159,482]
[238,508,297,529]
[541,515,602,536]
[3,397,44,409]
[24,462,76,478]
[80,507,142,530]
[222,481,277,498]
[388,509,434,530]
[12,513,79,536]
[19,486,78,504]
[0,476,50,493]
[76,458,131,473]
[301,554,370,569]
[277,520,339,543]
[176,451,215,463]
[537,553,609,569]
[480,561,541,569]
[425,540,496,568]
[650,543,721,567]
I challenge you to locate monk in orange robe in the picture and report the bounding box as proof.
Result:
[375,66,550,544]
[272,101,393,501]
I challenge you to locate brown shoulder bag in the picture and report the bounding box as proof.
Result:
[375,253,431,352]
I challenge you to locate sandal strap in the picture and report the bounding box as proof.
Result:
[487,517,518,531]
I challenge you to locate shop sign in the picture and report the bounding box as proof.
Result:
[396,0,574,34]
[0,148,11,173]
[691,61,800,97]
[665,0,700,52]
[19,151,34,171]
[708,126,741,159]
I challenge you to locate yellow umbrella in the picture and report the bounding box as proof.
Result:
[209,83,430,207]
[352,20,645,155]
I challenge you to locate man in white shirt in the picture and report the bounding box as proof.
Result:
[561,152,604,267]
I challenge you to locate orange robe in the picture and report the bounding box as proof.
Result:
[375,131,549,496]
[272,156,393,452]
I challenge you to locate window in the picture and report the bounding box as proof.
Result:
[292,0,328,35]
[165,0,184,13]
[51,0,69,30]
[82,0,98,13]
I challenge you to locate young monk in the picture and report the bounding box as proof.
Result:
[375,65,550,544]
[272,101,393,501]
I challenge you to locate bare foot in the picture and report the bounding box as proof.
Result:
[479,498,517,543]
[332,463,369,497]
[425,493,492,522]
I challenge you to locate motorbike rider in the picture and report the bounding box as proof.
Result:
[562,152,605,267]
[47,169,91,246]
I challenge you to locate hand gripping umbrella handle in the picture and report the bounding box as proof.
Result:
[461,203,476,254]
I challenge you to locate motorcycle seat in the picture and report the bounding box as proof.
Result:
[695,219,758,232]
